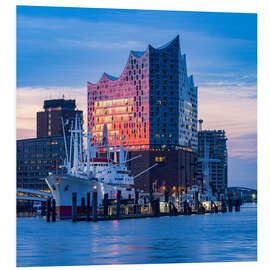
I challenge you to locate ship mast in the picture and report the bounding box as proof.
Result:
[61,117,69,172]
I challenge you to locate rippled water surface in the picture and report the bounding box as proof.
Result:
[17,203,257,267]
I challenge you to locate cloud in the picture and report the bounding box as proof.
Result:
[56,39,145,50]
[198,80,257,159]
[228,133,257,159]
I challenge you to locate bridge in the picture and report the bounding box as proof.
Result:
[17,188,52,202]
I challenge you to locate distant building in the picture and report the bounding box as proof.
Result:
[17,98,82,190]
[37,98,83,138]
[227,187,257,202]
[16,136,70,191]
[197,129,228,193]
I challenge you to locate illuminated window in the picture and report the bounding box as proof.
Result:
[48,131,51,136]
[155,156,165,162]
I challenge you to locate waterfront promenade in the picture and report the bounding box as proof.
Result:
[17,203,257,267]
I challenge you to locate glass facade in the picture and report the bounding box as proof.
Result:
[88,36,198,151]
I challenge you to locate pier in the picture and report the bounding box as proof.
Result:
[42,191,242,222]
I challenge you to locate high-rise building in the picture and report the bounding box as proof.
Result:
[87,36,198,194]
[17,98,82,190]
[197,130,228,192]
[87,35,198,152]
[37,98,83,138]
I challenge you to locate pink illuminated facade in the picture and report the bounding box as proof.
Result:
[87,36,198,152]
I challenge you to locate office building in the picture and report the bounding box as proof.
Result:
[37,98,83,138]
[197,129,228,192]
[17,98,82,190]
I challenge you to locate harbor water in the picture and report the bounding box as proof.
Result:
[17,203,257,267]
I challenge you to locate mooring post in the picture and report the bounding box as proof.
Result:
[46,198,51,222]
[81,197,86,215]
[92,191,98,222]
[133,204,137,215]
[228,199,233,212]
[156,198,160,217]
[41,201,46,216]
[103,193,108,217]
[188,202,192,215]
[195,191,199,210]
[169,202,172,216]
[72,192,77,222]
[183,200,187,215]
[221,200,227,213]
[135,191,139,205]
[86,192,90,221]
[153,199,160,217]
[52,199,56,222]
[116,190,121,220]
[235,198,241,212]
[135,191,139,214]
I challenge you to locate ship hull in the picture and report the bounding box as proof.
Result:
[45,173,135,219]
[45,173,96,219]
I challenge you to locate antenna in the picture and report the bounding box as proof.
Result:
[199,119,203,131]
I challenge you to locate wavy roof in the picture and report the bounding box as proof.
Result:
[88,35,179,85]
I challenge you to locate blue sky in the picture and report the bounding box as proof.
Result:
[16,6,257,189]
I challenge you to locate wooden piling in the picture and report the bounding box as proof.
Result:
[86,192,90,221]
[235,198,241,212]
[228,199,233,212]
[41,201,46,216]
[116,190,121,220]
[81,197,86,214]
[183,200,188,215]
[72,192,77,222]
[154,199,160,217]
[133,204,137,215]
[135,191,140,214]
[103,193,108,217]
[52,199,56,222]
[165,191,169,202]
[221,201,227,213]
[135,191,139,204]
[92,191,97,222]
[46,198,51,222]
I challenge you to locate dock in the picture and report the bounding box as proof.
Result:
[42,191,242,222]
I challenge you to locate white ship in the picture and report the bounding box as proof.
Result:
[45,114,156,219]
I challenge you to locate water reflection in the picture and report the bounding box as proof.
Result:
[17,204,257,266]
